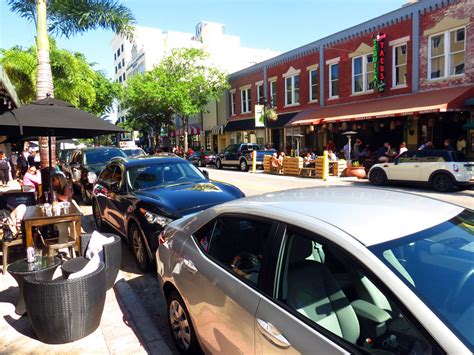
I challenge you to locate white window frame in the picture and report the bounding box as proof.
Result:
[428,26,466,80]
[270,80,277,108]
[241,88,251,114]
[352,54,374,94]
[256,84,264,105]
[392,43,408,88]
[285,75,300,107]
[230,92,236,116]
[309,69,318,102]
[329,63,339,98]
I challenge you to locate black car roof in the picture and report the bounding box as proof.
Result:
[113,155,187,168]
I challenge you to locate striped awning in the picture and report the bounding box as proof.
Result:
[211,124,225,135]
[169,124,201,137]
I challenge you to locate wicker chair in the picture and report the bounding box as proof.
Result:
[23,262,106,344]
[80,233,121,290]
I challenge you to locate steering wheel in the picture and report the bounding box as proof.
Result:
[446,268,474,312]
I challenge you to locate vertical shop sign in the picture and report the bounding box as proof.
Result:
[373,33,387,92]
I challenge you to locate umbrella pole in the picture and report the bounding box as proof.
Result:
[48,135,53,202]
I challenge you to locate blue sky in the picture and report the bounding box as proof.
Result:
[1,0,406,78]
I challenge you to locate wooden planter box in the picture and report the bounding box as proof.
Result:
[283,157,303,176]
[263,155,272,173]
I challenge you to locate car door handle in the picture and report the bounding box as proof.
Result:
[256,318,291,349]
[182,258,197,274]
[413,165,420,168]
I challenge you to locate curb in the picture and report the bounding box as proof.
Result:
[113,273,172,355]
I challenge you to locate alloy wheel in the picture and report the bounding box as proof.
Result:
[432,174,452,192]
[131,225,149,271]
[240,160,248,172]
[370,170,386,185]
[169,300,192,351]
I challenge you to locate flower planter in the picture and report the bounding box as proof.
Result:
[346,166,366,179]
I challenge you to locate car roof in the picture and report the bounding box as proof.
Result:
[215,187,464,247]
[114,155,186,167]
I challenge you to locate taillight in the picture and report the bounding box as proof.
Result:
[204,156,208,159]
[158,230,167,245]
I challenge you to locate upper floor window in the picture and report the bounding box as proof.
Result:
[309,69,318,102]
[241,88,251,114]
[285,75,300,106]
[121,44,124,52]
[115,66,117,74]
[429,27,465,80]
[123,73,126,81]
[270,80,277,108]
[122,58,125,66]
[114,53,116,61]
[352,54,373,93]
[257,84,264,105]
[393,44,407,87]
[118,62,122,70]
[329,63,339,98]
[230,92,236,116]
[117,48,121,57]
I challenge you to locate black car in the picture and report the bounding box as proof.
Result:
[187,150,216,167]
[64,147,127,204]
[92,155,245,270]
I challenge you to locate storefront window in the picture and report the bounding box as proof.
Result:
[352,54,373,93]
[241,88,251,113]
[230,92,236,116]
[393,44,407,87]
[270,80,277,107]
[329,63,339,98]
[285,75,300,106]
[257,84,264,105]
[429,27,465,80]
[309,69,318,102]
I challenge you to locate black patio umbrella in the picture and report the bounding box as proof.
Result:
[0,97,125,199]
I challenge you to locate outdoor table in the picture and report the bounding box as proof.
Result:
[23,203,82,253]
[7,256,61,315]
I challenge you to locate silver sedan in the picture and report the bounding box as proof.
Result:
[156,187,473,354]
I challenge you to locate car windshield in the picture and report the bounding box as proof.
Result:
[84,149,126,165]
[124,149,144,157]
[370,209,474,351]
[127,160,207,191]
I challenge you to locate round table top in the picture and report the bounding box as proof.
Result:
[7,256,61,275]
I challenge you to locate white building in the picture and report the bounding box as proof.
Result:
[110,21,280,149]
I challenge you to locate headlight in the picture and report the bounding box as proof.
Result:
[87,171,97,184]
[139,208,173,227]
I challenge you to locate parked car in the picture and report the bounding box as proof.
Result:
[64,147,127,204]
[215,143,276,171]
[92,155,244,271]
[156,187,473,354]
[187,150,216,167]
[122,147,147,158]
[368,150,474,192]
[57,148,75,172]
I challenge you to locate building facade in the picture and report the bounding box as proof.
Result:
[110,22,280,149]
[225,0,473,158]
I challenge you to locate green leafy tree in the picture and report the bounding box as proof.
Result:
[7,0,134,167]
[0,42,119,115]
[159,48,229,152]
[120,70,174,147]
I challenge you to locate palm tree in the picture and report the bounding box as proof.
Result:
[7,0,134,167]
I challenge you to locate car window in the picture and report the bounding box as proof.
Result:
[276,227,437,354]
[84,149,126,165]
[195,216,272,286]
[398,151,421,163]
[98,165,115,184]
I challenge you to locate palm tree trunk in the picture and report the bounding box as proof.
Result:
[36,0,56,169]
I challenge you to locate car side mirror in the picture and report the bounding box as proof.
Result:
[201,169,209,179]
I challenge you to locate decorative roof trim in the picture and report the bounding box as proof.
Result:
[229,0,458,81]
[306,64,319,71]
[326,57,340,65]
[348,43,373,58]
[239,84,251,90]
[389,35,411,46]
[423,16,469,36]
[282,66,301,78]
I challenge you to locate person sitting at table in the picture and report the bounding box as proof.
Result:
[22,166,42,192]
[328,150,338,161]
[278,152,285,170]
[51,173,73,202]
[304,152,315,168]
[271,152,281,174]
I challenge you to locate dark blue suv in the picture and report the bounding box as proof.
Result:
[92,155,244,270]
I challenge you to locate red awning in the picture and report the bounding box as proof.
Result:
[288,85,474,126]
[169,124,201,137]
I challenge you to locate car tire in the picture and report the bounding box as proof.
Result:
[431,173,454,192]
[240,159,249,172]
[129,223,150,271]
[92,200,104,231]
[215,158,223,169]
[369,169,388,186]
[167,291,202,354]
[81,184,92,205]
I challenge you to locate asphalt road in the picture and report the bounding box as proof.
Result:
[80,166,473,353]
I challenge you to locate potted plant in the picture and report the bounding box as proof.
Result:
[346,160,366,179]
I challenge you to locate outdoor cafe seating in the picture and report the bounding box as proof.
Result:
[1,190,122,344]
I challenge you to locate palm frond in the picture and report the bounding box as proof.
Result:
[6,0,36,24]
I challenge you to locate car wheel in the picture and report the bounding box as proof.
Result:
[167,291,202,354]
[129,223,150,271]
[215,158,223,169]
[431,173,454,192]
[240,159,249,172]
[81,184,92,205]
[369,169,387,186]
[198,159,204,167]
[92,200,103,231]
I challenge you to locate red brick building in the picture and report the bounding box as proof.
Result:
[223,0,473,158]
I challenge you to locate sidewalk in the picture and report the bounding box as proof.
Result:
[0,181,172,354]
